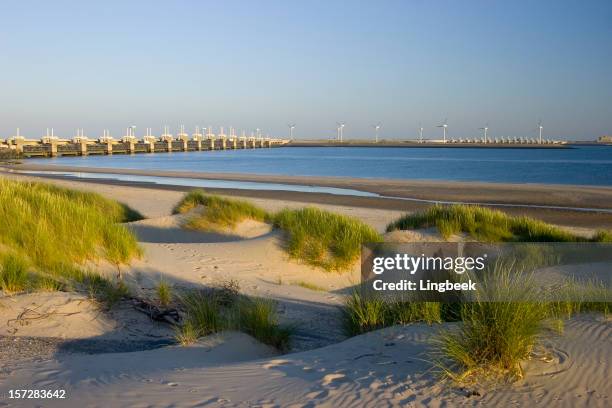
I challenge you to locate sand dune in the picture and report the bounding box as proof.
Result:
[1,315,608,407]
[0,292,173,341]
[0,175,609,407]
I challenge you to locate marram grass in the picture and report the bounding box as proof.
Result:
[432,262,547,382]
[273,207,382,272]
[156,279,172,307]
[387,204,611,242]
[0,179,142,298]
[173,189,268,231]
[342,289,442,336]
[234,297,293,351]
[174,190,382,272]
[174,288,292,350]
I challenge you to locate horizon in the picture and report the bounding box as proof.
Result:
[1,0,611,140]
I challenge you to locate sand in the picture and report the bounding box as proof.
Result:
[1,315,609,407]
[0,173,610,407]
[0,292,171,340]
[4,163,612,229]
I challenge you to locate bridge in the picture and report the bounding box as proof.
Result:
[1,128,289,158]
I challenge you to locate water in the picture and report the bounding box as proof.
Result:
[17,170,378,197]
[29,146,612,186]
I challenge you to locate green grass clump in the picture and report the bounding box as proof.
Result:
[175,321,200,346]
[156,280,172,307]
[172,189,209,214]
[0,179,142,300]
[387,204,610,242]
[434,262,551,382]
[0,253,29,294]
[235,297,293,351]
[548,279,611,318]
[591,229,612,242]
[174,189,268,231]
[84,272,131,308]
[178,291,222,343]
[174,288,292,350]
[273,207,382,271]
[342,290,442,336]
[0,179,142,271]
[174,191,382,272]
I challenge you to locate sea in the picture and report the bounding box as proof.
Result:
[28,146,612,187]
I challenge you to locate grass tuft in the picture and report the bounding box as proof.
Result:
[0,253,29,294]
[174,191,381,272]
[235,297,293,351]
[156,280,172,307]
[174,189,268,231]
[433,262,549,382]
[174,287,292,351]
[0,179,142,278]
[178,290,222,341]
[273,207,382,272]
[387,204,610,242]
[342,289,442,336]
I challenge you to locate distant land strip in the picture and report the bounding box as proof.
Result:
[286,140,571,148]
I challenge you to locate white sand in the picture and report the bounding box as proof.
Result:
[0,292,171,341]
[0,175,609,407]
[1,315,609,407]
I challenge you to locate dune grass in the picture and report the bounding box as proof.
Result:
[234,297,293,351]
[0,179,142,302]
[386,204,611,242]
[433,262,548,382]
[431,259,611,383]
[176,290,222,344]
[0,253,30,294]
[174,190,382,272]
[156,280,172,307]
[173,189,268,231]
[342,290,442,336]
[174,286,292,350]
[273,207,382,271]
[0,179,142,270]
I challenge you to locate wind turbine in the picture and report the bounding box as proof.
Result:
[336,122,345,142]
[372,123,382,143]
[537,120,543,144]
[288,123,296,139]
[436,119,448,143]
[418,123,424,143]
[478,123,489,143]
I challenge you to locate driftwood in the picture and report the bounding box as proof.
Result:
[6,304,81,335]
[130,297,181,325]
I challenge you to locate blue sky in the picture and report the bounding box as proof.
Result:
[1,0,610,140]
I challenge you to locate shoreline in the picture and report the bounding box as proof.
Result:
[286,140,572,148]
[3,163,612,229]
[6,162,612,207]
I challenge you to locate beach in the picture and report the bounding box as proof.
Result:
[0,168,611,407]
[4,162,612,228]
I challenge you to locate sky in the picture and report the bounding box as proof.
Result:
[1,0,611,141]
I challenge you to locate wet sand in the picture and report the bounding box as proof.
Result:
[3,163,612,229]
